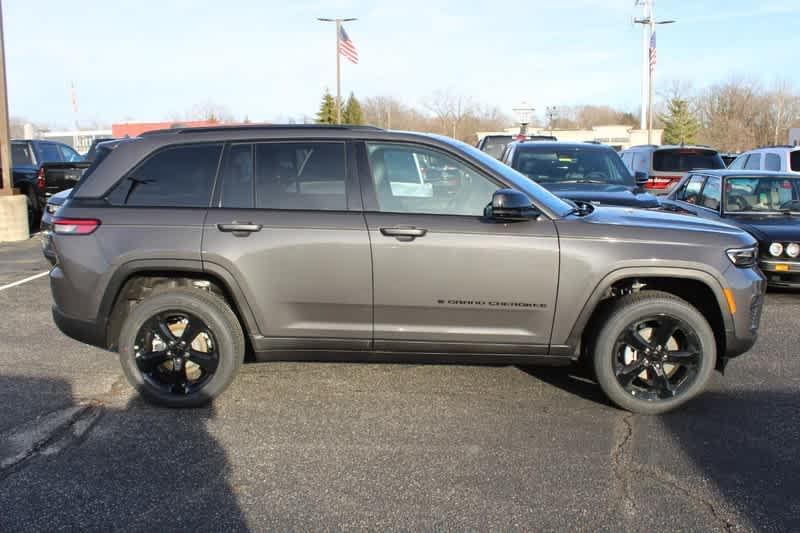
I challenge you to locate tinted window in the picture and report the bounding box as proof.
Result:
[220,144,253,208]
[108,144,222,207]
[512,146,633,186]
[11,143,33,166]
[728,154,747,170]
[677,175,705,204]
[792,150,800,172]
[765,153,781,171]
[653,149,725,172]
[38,143,62,163]
[58,144,82,162]
[480,136,512,159]
[255,142,346,210]
[744,153,761,170]
[699,176,721,210]
[367,142,498,216]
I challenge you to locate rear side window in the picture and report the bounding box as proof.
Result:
[219,144,254,208]
[38,143,62,163]
[653,149,725,172]
[791,150,800,172]
[255,142,347,210]
[108,144,222,207]
[744,153,761,170]
[11,143,33,166]
[58,144,82,162]
[765,153,781,171]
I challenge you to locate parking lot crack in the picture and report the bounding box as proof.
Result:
[0,401,103,480]
[611,412,636,518]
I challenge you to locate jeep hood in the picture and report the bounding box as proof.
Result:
[581,205,751,239]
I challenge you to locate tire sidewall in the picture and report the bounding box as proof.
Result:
[118,290,243,407]
[594,297,717,415]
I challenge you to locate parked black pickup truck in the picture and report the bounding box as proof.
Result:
[8,139,88,226]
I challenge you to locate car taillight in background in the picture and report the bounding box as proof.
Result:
[52,217,100,235]
[644,175,683,190]
[36,167,45,191]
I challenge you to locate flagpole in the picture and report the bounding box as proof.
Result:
[335,19,341,125]
[647,24,654,144]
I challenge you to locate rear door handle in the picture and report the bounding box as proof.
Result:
[217,222,262,234]
[379,226,427,241]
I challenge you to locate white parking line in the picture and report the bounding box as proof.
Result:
[0,271,49,291]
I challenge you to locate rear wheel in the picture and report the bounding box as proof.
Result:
[118,288,244,407]
[592,291,716,414]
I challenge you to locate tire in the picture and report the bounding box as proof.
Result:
[592,291,716,415]
[118,287,245,408]
[25,189,40,232]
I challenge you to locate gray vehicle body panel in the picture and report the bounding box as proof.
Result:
[50,126,765,363]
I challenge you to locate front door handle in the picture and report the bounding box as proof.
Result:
[217,222,262,235]
[379,226,427,241]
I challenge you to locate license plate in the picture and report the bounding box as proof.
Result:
[775,263,790,272]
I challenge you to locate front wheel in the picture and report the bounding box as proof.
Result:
[118,288,245,407]
[592,291,716,415]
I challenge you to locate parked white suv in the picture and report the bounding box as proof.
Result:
[619,145,726,195]
[728,146,800,174]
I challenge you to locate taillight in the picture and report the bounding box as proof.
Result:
[52,217,100,235]
[36,167,45,191]
[644,176,682,190]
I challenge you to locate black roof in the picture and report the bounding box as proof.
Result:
[139,123,384,136]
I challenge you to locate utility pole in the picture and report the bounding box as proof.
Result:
[546,106,557,135]
[634,0,675,144]
[0,0,12,195]
[317,17,356,124]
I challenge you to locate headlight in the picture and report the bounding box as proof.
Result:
[768,242,784,257]
[786,243,800,258]
[727,246,758,268]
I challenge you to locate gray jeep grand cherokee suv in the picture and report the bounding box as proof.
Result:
[48,125,765,414]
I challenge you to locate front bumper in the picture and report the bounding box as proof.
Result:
[722,265,767,358]
[759,259,800,288]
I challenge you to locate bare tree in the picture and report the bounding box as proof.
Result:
[766,80,800,146]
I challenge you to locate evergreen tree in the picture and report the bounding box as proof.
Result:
[659,98,701,145]
[342,92,364,125]
[316,90,338,124]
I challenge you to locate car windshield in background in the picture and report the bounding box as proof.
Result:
[482,136,512,159]
[725,177,800,213]
[653,149,725,172]
[512,146,634,186]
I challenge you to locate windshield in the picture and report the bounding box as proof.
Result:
[442,137,574,218]
[511,146,634,186]
[480,136,512,159]
[725,176,800,213]
[653,149,725,172]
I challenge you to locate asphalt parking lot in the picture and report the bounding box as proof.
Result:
[0,236,798,532]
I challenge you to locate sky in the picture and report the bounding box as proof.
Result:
[4,0,800,128]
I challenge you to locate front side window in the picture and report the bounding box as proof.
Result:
[255,142,347,210]
[698,176,721,210]
[789,150,800,172]
[677,175,706,204]
[366,142,498,216]
[725,177,800,213]
[58,144,83,162]
[728,154,747,170]
[107,144,222,207]
[744,153,762,170]
[512,146,633,186]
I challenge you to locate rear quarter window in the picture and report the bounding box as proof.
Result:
[107,144,223,207]
[653,149,725,172]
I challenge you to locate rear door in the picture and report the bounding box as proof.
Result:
[202,140,372,349]
[359,140,559,353]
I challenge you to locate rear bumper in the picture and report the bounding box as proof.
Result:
[52,306,107,350]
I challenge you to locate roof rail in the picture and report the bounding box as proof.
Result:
[625,144,659,149]
[139,124,385,136]
[754,144,796,150]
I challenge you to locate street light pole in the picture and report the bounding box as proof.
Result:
[317,17,357,125]
[634,0,675,145]
[0,0,13,195]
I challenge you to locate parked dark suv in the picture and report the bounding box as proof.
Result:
[49,125,765,413]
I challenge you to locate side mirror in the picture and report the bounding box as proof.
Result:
[634,171,649,187]
[484,188,540,221]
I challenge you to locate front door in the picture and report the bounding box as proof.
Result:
[359,141,559,353]
[202,141,372,349]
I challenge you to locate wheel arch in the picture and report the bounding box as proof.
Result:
[100,259,259,351]
[567,267,732,367]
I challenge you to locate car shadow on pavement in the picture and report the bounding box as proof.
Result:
[658,390,800,531]
[517,366,616,408]
[0,374,249,532]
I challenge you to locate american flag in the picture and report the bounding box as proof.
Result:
[339,25,358,64]
[649,32,657,73]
